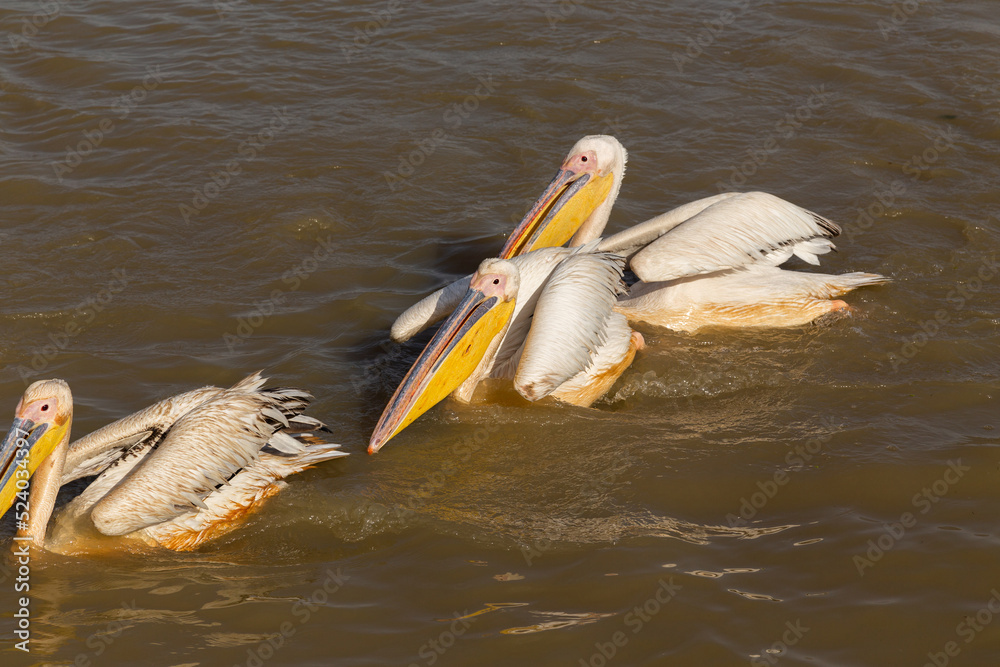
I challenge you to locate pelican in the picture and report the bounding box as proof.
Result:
[0,372,345,552]
[371,137,885,451]
[499,134,888,332]
[369,243,644,453]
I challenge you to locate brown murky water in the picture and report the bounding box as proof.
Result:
[2,0,999,665]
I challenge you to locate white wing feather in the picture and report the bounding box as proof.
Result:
[597,192,739,258]
[490,247,579,375]
[61,386,225,484]
[620,192,840,282]
[513,247,627,401]
[88,375,306,535]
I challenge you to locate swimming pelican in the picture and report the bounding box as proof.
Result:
[369,243,644,453]
[0,372,345,552]
[373,136,884,451]
[499,134,888,332]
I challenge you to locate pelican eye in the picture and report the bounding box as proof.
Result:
[492,279,500,285]
[580,155,588,162]
[40,404,49,412]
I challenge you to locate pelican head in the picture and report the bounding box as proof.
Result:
[500,135,627,258]
[369,260,519,454]
[0,380,72,516]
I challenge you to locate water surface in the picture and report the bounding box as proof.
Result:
[1,0,999,665]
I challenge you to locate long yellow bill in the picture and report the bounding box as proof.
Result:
[499,168,615,259]
[0,417,68,516]
[369,288,516,453]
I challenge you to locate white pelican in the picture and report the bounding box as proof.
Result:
[498,135,888,332]
[371,136,885,451]
[369,243,644,453]
[0,372,345,552]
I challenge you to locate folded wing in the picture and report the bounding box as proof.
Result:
[88,374,315,536]
[61,386,225,485]
[513,248,627,401]
[600,192,840,282]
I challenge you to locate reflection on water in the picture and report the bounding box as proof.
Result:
[501,610,613,635]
